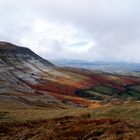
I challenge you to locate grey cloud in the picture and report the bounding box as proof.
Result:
[0,0,140,62]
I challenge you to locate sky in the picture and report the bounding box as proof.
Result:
[0,0,140,62]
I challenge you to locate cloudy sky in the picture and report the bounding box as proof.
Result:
[0,0,140,62]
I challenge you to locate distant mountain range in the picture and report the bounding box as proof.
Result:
[51,59,140,73]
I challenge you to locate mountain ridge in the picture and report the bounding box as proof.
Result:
[0,42,54,67]
[0,42,94,108]
[0,42,140,110]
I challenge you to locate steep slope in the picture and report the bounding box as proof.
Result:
[0,42,93,108]
[0,42,54,93]
[1,42,140,140]
[0,42,62,109]
[0,42,140,109]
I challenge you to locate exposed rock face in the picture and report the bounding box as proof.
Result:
[0,42,55,93]
[0,42,54,66]
[0,42,65,108]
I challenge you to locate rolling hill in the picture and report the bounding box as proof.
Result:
[0,42,140,110]
[0,42,96,109]
[0,42,140,139]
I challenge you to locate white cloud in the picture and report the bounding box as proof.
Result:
[18,18,94,60]
[0,0,140,62]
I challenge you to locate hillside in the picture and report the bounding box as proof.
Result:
[0,102,140,139]
[0,42,140,110]
[0,42,140,139]
[0,42,95,108]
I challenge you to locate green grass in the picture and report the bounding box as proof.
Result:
[76,85,113,100]
[93,85,113,95]
[90,102,140,121]
[0,102,140,122]
[119,92,132,99]
[127,90,140,99]
[0,108,92,122]
[130,85,140,92]
[77,84,140,101]
[119,90,140,100]
[86,90,110,98]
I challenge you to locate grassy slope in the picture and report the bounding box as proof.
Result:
[0,102,140,122]
[91,102,140,121]
[76,82,140,101]
[0,102,140,139]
